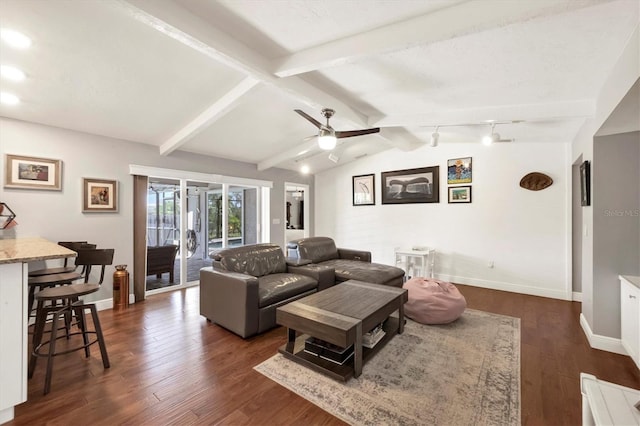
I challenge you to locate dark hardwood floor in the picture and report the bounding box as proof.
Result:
[10,284,639,425]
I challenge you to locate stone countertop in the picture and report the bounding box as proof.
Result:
[0,237,76,265]
[620,275,640,290]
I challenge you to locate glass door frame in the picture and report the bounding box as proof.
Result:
[130,165,272,297]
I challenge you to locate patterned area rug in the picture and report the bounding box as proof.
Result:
[254,309,520,425]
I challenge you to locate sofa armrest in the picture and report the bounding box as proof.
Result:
[337,248,371,262]
[286,257,313,267]
[288,264,336,291]
[199,267,260,338]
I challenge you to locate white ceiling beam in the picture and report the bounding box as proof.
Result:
[369,100,596,128]
[118,0,272,80]
[159,76,259,156]
[273,0,612,77]
[257,138,319,171]
[119,0,416,164]
[118,0,366,128]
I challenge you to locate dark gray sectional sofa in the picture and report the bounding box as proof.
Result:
[287,237,405,287]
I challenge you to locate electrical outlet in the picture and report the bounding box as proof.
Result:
[488,261,494,268]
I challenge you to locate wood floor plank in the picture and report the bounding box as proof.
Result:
[8,284,640,425]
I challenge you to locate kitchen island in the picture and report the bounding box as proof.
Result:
[0,238,75,424]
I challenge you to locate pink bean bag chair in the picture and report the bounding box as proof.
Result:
[402,277,467,324]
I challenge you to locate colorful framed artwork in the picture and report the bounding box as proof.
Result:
[353,174,375,206]
[447,157,472,184]
[381,166,439,204]
[448,186,472,203]
[83,178,118,212]
[4,154,62,190]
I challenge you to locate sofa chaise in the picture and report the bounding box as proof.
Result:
[199,243,334,338]
[287,237,405,287]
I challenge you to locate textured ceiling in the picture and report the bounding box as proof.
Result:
[0,0,638,174]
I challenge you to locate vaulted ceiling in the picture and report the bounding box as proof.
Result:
[0,0,638,173]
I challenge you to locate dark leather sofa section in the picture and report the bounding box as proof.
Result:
[200,243,333,338]
[287,237,405,287]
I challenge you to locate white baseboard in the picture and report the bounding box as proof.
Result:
[90,293,136,312]
[436,274,572,301]
[572,291,582,302]
[579,313,627,355]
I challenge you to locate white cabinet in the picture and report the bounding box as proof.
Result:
[620,275,640,370]
[395,248,435,279]
[0,263,27,425]
[580,373,640,426]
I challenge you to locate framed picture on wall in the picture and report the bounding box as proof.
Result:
[83,178,118,212]
[352,174,375,206]
[448,186,472,203]
[4,154,62,190]
[580,160,590,206]
[447,157,472,184]
[381,166,439,204]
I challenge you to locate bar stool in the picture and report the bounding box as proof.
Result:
[27,242,97,319]
[28,248,114,395]
[28,241,93,277]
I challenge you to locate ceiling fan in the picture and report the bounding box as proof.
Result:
[295,108,380,150]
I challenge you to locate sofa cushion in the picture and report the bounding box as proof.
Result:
[294,237,339,263]
[214,244,287,277]
[257,273,317,308]
[319,259,404,285]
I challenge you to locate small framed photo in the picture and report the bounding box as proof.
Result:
[353,174,375,206]
[83,178,118,212]
[448,186,472,203]
[447,157,472,184]
[4,154,62,190]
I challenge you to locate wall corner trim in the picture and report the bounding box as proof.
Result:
[579,313,627,356]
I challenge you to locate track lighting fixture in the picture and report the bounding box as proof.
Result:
[482,123,498,145]
[430,126,439,147]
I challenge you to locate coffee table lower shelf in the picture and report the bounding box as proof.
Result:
[278,316,400,381]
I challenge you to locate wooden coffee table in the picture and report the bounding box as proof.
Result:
[276,280,408,381]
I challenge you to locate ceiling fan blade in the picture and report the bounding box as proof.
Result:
[294,109,322,129]
[335,128,380,139]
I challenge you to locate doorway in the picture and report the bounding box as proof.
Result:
[284,183,309,250]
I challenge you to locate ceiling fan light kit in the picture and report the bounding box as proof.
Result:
[295,107,380,151]
[318,129,337,150]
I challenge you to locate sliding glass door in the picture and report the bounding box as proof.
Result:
[133,164,271,297]
[146,179,181,291]
[206,184,258,256]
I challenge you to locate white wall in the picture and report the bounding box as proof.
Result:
[572,24,639,349]
[315,141,571,300]
[0,118,313,301]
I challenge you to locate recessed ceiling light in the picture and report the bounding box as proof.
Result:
[0,92,20,105]
[0,29,32,49]
[300,165,310,174]
[0,65,26,81]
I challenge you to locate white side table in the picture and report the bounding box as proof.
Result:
[580,373,640,426]
[395,248,435,279]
